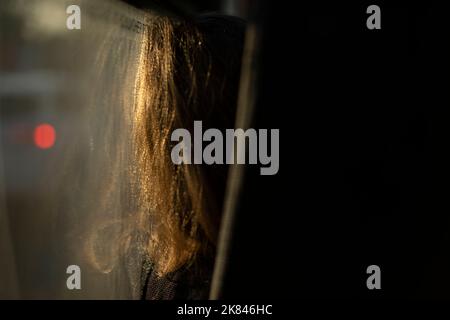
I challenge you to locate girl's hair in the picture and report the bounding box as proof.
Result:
[132,13,245,276]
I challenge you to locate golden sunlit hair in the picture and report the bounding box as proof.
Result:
[132,14,245,276]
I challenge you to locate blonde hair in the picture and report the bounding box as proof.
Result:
[131,14,244,276]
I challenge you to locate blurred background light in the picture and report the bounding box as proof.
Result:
[33,123,55,149]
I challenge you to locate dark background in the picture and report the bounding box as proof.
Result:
[228,1,450,299]
[126,0,450,298]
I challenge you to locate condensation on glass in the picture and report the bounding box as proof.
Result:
[0,0,151,299]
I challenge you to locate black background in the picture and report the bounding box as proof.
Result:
[224,1,450,299]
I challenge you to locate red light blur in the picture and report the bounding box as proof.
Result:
[34,123,56,149]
